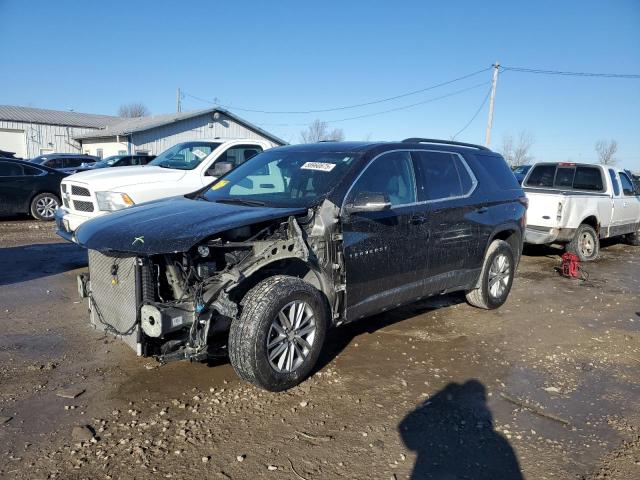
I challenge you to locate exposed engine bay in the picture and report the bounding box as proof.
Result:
[78,203,345,364]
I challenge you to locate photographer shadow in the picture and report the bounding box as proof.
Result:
[399,379,523,480]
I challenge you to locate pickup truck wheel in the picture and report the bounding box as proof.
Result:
[627,229,640,246]
[567,224,599,261]
[30,193,60,221]
[465,240,515,310]
[228,275,328,392]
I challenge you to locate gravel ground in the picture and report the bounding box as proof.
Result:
[0,218,639,479]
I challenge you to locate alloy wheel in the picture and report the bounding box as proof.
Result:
[488,253,511,299]
[266,301,317,373]
[36,196,58,219]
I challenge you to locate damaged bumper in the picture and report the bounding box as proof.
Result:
[524,225,575,245]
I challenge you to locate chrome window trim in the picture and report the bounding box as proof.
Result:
[340,148,478,214]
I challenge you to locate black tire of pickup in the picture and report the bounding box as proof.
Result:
[465,240,515,310]
[228,275,328,392]
[628,228,640,246]
[567,224,600,261]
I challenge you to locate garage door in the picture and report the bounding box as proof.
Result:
[0,128,26,158]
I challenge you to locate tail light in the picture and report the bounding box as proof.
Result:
[556,201,563,222]
[518,196,529,209]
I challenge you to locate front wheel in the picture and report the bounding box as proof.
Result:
[228,275,328,392]
[465,240,515,310]
[567,224,599,261]
[30,193,60,221]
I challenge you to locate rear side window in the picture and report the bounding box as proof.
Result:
[526,165,556,187]
[573,167,604,191]
[477,153,520,190]
[413,151,475,201]
[64,158,84,168]
[608,169,620,196]
[0,161,24,176]
[619,172,636,196]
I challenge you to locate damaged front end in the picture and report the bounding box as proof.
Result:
[78,208,344,364]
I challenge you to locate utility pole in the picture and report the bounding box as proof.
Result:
[485,62,500,148]
[176,87,182,113]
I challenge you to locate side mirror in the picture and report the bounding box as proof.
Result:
[345,192,391,213]
[207,161,234,177]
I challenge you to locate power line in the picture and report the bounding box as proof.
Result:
[256,81,491,127]
[182,66,492,115]
[500,66,640,79]
[452,85,493,140]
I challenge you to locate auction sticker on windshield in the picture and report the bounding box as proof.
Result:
[192,149,208,160]
[301,162,336,172]
[211,180,229,190]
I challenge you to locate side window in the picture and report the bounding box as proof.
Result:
[619,173,636,196]
[414,151,470,201]
[573,167,604,191]
[609,169,620,196]
[219,145,264,168]
[65,158,84,168]
[0,161,24,176]
[525,165,556,187]
[348,151,416,207]
[119,157,133,166]
[22,165,43,176]
[46,158,64,169]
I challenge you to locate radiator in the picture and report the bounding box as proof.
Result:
[88,250,140,352]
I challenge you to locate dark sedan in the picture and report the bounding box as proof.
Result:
[0,158,68,220]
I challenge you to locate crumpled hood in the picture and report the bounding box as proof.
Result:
[74,196,307,255]
[65,165,186,188]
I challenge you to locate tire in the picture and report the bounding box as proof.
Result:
[465,240,515,310]
[30,193,60,221]
[566,224,599,261]
[228,275,328,392]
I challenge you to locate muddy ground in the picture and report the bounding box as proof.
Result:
[0,217,639,480]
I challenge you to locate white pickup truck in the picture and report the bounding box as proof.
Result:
[55,139,273,241]
[523,162,640,261]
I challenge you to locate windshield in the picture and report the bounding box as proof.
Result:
[93,156,121,168]
[148,142,221,170]
[203,149,360,208]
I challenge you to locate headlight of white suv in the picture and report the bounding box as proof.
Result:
[95,191,135,211]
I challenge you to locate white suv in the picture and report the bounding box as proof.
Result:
[55,139,273,241]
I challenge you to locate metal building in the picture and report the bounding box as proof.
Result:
[0,105,285,159]
[75,108,285,156]
[0,105,119,158]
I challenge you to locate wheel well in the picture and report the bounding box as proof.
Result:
[491,229,521,264]
[228,258,320,305]
[580,215,599,233]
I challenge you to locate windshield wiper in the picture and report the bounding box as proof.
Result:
[215,198,266,207]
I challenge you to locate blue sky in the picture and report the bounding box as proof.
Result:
[1,0,639,169]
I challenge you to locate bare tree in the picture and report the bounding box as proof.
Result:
[118,102,150,118]
[500,131,535,166]
[595,139,618,165]
[299,119,344,143]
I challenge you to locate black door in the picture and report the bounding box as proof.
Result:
[342,151,423,321]
[0,161,30,214]
[412,151,483,290]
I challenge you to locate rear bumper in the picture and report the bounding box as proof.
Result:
[525,226,575,244]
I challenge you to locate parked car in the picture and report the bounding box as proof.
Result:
[81,154,156,170]
[30,153,100,174]
[72,138,526,391]
[0,158,68,220]
[0,149,21,160]
[55,139,271,240]
[523,162,640,260]
[512,165,531,184]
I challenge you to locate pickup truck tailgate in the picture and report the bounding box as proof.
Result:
[524,189,565,228]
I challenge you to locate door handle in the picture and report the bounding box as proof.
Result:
[410,214,427,225]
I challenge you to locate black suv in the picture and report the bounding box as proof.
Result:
[74,139,526,391]
[30,153,100,173]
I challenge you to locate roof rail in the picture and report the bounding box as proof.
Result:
[401,138,490,151]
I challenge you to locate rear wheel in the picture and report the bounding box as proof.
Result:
[465,240,515,310]
[627,227,640,246]
[30,193,60,221]
[567,224,599,261]
[228,275,328,392]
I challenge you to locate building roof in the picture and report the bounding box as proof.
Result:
[0,105,120,128]
[74,107,287,145]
